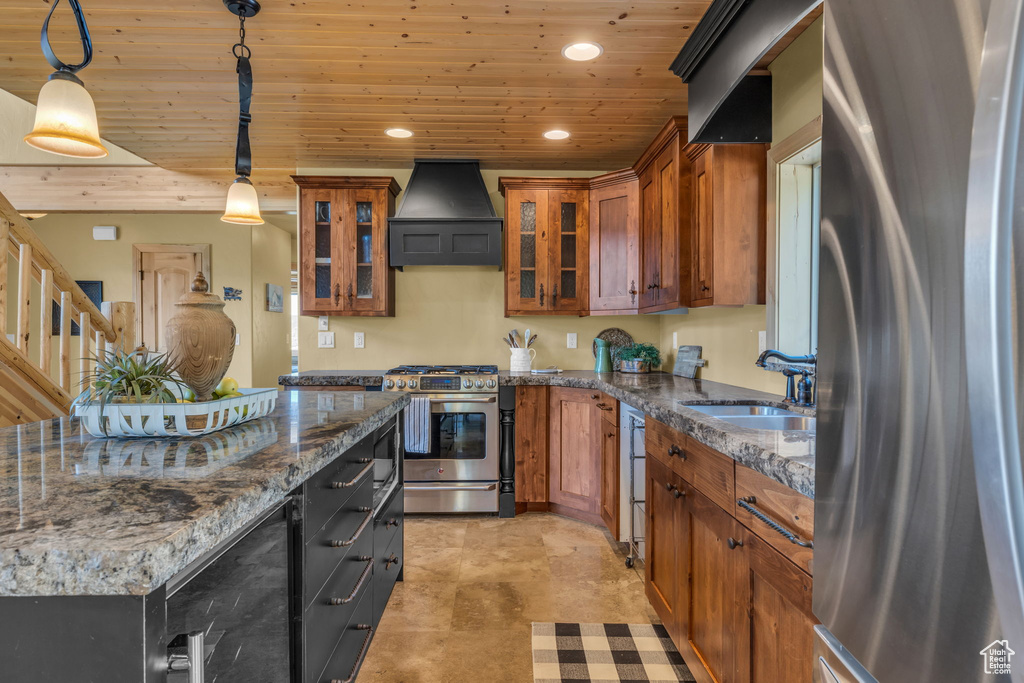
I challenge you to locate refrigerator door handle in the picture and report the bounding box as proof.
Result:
[964,0,1024,659]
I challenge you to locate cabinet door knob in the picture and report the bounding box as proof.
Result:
[334,283,341,304]
[727,537,744,550]
[629,280,637,304]
[665,481,677,492]
[347,283,354,301]
[673,489,683,499]
[667,444,684,459]
[552,284,559,305]
[539,283,545,306]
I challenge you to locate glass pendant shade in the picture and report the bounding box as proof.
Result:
[221,177,264,225]
[24,75,108,158]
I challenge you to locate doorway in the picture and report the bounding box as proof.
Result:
[132,244,211,352]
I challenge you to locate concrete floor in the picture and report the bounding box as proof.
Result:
[359,512,660,682]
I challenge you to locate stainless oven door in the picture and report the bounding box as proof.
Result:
[403,394,499,483]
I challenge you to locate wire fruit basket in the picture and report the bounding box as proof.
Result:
[75,388,278,438]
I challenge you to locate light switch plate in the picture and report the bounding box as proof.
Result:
[235,334,241,346]
[354,332,365,349]
[318,316,329,331]
[758,330,767,354]
[672,332,678,349]
[567,333,577,349]
[318,331,335,348]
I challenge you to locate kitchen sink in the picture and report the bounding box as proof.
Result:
[684,404,800,417]
[715,415,816,431]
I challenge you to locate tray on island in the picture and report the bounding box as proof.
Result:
[75,388,278,438]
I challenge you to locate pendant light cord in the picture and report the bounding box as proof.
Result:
[40,0,94,75]
[232,15,254,178]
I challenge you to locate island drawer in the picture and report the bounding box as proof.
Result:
[734,464,814,574]
[373,486,404,559]
[645,417,735,512]
[311,585,374,683]
[305,474,373,602]
[373,529,404,627]
[305,442,374,537]
[304,528,373,675]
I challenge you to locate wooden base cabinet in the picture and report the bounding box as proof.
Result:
[644,417,814,683]
[547,387,603,522]
[598,398,620,538]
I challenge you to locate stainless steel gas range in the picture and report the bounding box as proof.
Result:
[384,365,500,514]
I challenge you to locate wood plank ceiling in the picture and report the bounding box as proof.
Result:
[0,1,708,173]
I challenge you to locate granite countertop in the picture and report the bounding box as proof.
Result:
[280,370,815,499]
[0,391,409,597]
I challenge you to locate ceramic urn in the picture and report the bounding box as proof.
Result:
[165,272,236,401]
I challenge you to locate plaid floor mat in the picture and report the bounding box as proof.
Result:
[532,623,695,683]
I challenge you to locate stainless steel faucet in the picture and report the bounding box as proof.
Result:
[755,350,817,406]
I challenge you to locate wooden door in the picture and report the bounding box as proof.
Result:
[136,245,208,352]
[346,188,389,314]
[638,164,661,309]
[736,528,814,683]
[505,188,550,314]
[680,486,744,683]
[299,188,345,314]
[548,188,589,313]
[599,413,619,537]
[691,147,715,306]
[645,457,682,642]
[655,143,683,307]
[548,387,602,520]
[589,175,639,313]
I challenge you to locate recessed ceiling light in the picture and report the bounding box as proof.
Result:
[561,42,603,61]
[385,128,413,138]
[543,130,570,140]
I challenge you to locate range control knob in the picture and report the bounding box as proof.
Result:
[384,379,395,389]
[408,380,418,389]
[475,380,485,388]
[397,380,406,389]
[486,379,497,389]
[463,379,473,388]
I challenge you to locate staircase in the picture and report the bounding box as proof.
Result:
[0,190,134,427]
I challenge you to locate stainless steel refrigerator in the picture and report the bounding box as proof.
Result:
[815,0,1023,680]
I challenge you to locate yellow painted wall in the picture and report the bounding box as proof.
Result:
[26,213,293,388]
[295,166,661,371]
[251,222,294,386]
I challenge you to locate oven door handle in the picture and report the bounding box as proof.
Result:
[405,483,498,492]
[428,397,496,404]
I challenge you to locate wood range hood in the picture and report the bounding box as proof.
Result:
[388,159,503,267]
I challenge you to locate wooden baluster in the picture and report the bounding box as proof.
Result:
[16,243,31,354]
[79,311,91,390]
[101,301,136,351]
[39,269,53,376]
[59,292,71,391]
[0,216,8,336]
[95,330,106,363]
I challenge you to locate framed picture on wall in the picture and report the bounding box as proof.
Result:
[52,281,103,336]
[266,283,284,313]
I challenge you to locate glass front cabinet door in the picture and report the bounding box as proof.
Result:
[294,176,400,316]
[501,178,589,316]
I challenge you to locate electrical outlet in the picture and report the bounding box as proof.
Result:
[672,332,678,349]
[318,316,329,331]
[567,333,577,349]
[318,331,335,349]
[758,330,767,355]
[354,332,365,349]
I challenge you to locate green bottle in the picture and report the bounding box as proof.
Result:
[594,338,612,373]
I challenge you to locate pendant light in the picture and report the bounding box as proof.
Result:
[24,0,108,158]
[220,0,265,225]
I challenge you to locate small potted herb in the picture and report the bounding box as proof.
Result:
[614,342,662,374]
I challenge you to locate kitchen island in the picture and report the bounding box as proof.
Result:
[0,390,409,682]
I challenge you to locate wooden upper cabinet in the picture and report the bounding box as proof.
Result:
[589,170,640,314]
[293,176,400,317]
[501,178,589,316]
[684,143,768,307]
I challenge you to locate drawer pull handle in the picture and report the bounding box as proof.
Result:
[329,510,373,548]
[667,444,684,459]
[596,403,614,412]
[384,554,400,570]
[329,558,373,605]
[737,496,813,548]
[665,481,685,499]
[727,537,743,550]
[385,518,400,530]
[330,624,373,683]
[330,461,374,489]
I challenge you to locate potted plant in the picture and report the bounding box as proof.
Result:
[614,342,662,374]
[72,346,188,435]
